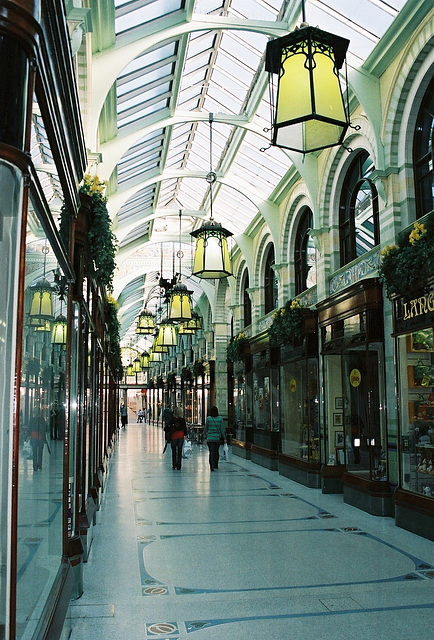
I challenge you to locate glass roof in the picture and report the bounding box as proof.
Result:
[47,0,413,339]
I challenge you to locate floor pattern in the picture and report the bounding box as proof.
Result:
[70,422,434,640]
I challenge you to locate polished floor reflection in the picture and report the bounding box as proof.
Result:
[70,421,434,640]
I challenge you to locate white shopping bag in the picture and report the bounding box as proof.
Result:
[183,440,193,458]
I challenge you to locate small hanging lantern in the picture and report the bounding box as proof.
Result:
[152,336,169,354]
[167,283,193,322]
[126,363,134,376]
[136,308,155,335]
[28,277,54,328]
[51,314,67,345]
[265,20,350,154]
[156,318,177,347]
[140,351,150,369]
[178,311,202,334]
[132,355,142,373]
[149,349,163,362]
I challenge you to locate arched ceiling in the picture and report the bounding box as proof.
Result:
[34,0,416,346]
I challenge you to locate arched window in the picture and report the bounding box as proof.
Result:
[413,77,434,219]
[242,270,252,328]
[264,244,278,315]
[339,151,379,267]
[294,207,317,295]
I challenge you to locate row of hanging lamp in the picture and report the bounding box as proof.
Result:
[156,318,177,348]
[265,0,351,155]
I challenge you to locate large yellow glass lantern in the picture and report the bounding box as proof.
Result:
[167,283,193,322]
[140,351,150,369]
[156,318,177,348]
[136,308,155,335]
[190,219,232,279]
[178,311,202,335]
[265,25,350,154]
[28,277,54,328]
[51,314,67,345]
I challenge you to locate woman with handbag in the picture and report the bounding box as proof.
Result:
[204,406,226,471]
[168,406,188,470]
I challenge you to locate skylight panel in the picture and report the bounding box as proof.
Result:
[115,0,182,35]
[229,0,280,20]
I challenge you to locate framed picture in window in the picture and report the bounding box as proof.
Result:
[335,397,343,409]
[408,329,434,352]
[333,413,343,427]
[334,431,344,447]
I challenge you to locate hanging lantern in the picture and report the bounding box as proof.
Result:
[152,336,169,354]
[149,349,163,362]
[51,314,67,345]
[167,283,193,321]
[190,220,232,279]
[178,311,202,335]
[156,318,177,347]
[140,351,150,369]
[132,355,142,373]
[126,363,134,376]
[136,308,155,335]
[28,277,54,327]
[265,24,350,154]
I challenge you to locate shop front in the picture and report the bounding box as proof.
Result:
[318,279,392,515]
[231,346,253,459]
[250,334,280,470]
[393,286,434,540]
[278,310,321,487]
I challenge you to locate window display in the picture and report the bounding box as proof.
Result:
[399,329,434,498]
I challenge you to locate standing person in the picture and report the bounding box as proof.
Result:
[120,403,128,429]
[169,406,188,470]
[147,404,152,423]
[204,406,226,472]
[162,405,173,431]
[30,408,48,472]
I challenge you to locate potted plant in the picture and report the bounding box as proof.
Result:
[227,332,249,362]
[379,217,434,299]
[268,299,303,346]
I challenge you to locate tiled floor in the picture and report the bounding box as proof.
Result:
[70,422,434,639]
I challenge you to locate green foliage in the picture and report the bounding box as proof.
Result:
[80,176,118,293]
[192,358,205,378]
[180,366,193,383]
[379,217,434,299]
[104,295,123,380]
[227,332,249,362]
[268,299,303,347]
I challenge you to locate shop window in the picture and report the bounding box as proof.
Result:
[242,269,252,328]
[413,76,434,219]
[398,328,434,498]
[294,207,317,295]
[339,151,379,267]
[264,244,278,315]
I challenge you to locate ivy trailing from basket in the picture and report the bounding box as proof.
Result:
[268,299,303,347]
[180,366,193,383]
[105,294,123,380]
[227,332,249,362]
[379,216,434,299]
[60,175,118,292]
[192,358,205,378]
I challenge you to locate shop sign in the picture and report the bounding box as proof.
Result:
[403,292,434,321]
[290,378,297,392]
[350,369,361,387]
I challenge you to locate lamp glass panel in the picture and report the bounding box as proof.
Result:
[51,320,67,344]
[277,50,311,124]
[192,236,205,274]
[312,53,346,122]
[168,291,192,320]
[29,289,54,321]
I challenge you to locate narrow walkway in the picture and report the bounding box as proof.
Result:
[70,422,434,640]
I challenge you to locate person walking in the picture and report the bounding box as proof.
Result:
[168,406,188,470]
[30,408,48,472]
[204,406,226,471]
[120,403,128,428]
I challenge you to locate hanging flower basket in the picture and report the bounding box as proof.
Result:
[269,299,303,346]
[379,217,434,299]
[156,375,165,389]
[167,371,176,389]
[180,366,193,383]
[227,332,249,362]
[193,358,205,378]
